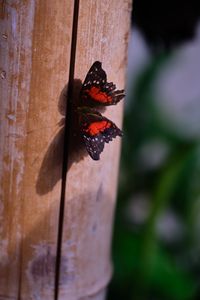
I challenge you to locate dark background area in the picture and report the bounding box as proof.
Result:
[108,1,200,299]
[132,0,200,50]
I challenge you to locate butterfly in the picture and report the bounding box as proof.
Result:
[78,61,125,160]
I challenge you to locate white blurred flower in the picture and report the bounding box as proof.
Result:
[138,139,169,170]
[126,28,151,105]
[154,23,200,140]
[156,210,185,243]
[126,194,150,225]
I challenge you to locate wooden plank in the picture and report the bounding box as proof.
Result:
[58,1,132,299]
[0,2,36,297]
[0,0,73,299]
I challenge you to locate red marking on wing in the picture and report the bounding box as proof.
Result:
[85,86,112,103]
[85,120,111,136]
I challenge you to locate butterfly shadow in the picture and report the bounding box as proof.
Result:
[36,79,88,196]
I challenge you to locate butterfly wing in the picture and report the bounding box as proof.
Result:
[81,61,125,106]
[80,110,123,160]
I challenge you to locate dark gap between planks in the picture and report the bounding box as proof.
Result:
[54,0,80,299]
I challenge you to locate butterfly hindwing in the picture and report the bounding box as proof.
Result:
[80,110,123,160]
[81,61,125,106]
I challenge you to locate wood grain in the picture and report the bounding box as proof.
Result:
[58,0,132,299]
[0,0,131,299]
[0,1,73,299]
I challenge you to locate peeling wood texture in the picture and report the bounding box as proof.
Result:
[0,0,131,299]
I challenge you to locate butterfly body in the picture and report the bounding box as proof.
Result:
[78,61,125,160]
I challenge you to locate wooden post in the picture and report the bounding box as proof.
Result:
[0,1,73,298]
[0,0,131,299]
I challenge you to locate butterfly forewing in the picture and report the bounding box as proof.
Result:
[82,61,107,89]
[83,133,105,160]
[80,110,123,160]
[81,61,125,106]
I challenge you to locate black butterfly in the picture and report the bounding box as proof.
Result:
[78,61,125,160]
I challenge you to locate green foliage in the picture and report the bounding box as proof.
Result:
[108,54,200,300]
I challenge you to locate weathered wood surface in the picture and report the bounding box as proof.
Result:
[0,0,131,299]
[59,1,131,299]
[0,1,73,299]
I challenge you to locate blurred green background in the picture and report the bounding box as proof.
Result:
[108,1,200,299]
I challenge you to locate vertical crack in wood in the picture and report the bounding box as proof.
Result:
[54,0,80,299]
